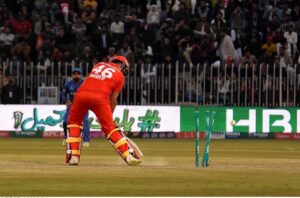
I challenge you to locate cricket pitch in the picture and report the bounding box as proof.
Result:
[0,138,299,196]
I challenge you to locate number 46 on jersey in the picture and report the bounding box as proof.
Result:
[90,64,116,80]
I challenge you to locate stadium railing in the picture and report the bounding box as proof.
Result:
[1,61,299,106]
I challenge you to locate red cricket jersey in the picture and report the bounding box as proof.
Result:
[78,62,125,103]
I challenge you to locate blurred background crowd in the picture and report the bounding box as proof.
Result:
[0,0,299,104]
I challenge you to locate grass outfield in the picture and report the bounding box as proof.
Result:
[0,138,299,196]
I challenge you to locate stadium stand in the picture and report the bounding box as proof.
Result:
[0,0,299,106]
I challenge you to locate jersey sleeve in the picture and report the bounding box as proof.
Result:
[61,81,69,103]
[114,76,125,93]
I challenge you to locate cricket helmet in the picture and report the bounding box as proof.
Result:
[111,55,129,76]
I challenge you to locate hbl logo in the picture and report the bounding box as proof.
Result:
[226,109,300,133]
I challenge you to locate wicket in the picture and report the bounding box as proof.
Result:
[195,107,200,167]
[195,109,216,168]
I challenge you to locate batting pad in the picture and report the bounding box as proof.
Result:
[126,137,143,160]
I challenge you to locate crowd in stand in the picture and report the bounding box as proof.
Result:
[0,0,300,104]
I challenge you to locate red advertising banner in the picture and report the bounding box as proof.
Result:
[176,132,205,139]
[0,131,10,138]
[90,131,105,138]
[291,133,300,140]
[42,131,64,138]
[274,133,292,140]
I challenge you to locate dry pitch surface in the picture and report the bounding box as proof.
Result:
[0,138,299,196]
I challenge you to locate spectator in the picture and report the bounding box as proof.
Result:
[230,29,242,64]
[177,39,193,69]
[54,26,73,52]
[4,11,16,28]
[123,15,137,34]
[40,37,54,57]
[71,17,86,42]
[106,46,117,61]
[275,47,294,84]
[291,3,300,22]
[261,36,277,63]
[1,77,21,104]
[146,0,162,11]
[246,1,262,21]
[219,27,236,66]
[283,25,298,59]
[281,14,294,33]
[32,12,45,35]
[268,29,283,44]
[244,28,262,58]
[162,53,175,70]
[78,45,94,65]
[147,5,160,25]
[230,5,246,22]
[262,2,281,23]
[81,4,97,33]
[191,35,216,65]
[193,16,212,37]
[175,19,192,41]
[11,37,31,63]
[218,74,230,105]
[210,11,226,31]
[160,2,173,21]
[266,13,281,33]
[125,27,141,48]
[92,24,112,59]
[41,22,55,41]
[118,3,129,19]
[214,0,231,21]
[11,13,32,37]
[294,17,300,37]
[110,14,125,47]
[36,50,51,73]
[0,40,5,62]
[231,11,247,39]
[59,0,73,24]
[0,26,15,54]
[118,40,135,66]
[247,12,263,36]
[170,0,181,12]
[0,4,10,25]
[194,0,211,19]
[141,55,156,104]
[19,5,30,20]
[74,35,94,61]
[280,2,292,20]
[240,49,258,77]
[173,2,190,24]
[83,0,98,10]
[276,38,291,58]
[141,19,158,47]
[184,77,203,103]
[49,1,60,24]
[34,0,47,12]
[160,36,177,64]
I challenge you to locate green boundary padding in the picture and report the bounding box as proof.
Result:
[180,106,299,133]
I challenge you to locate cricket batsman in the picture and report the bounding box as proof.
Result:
[65,56,143,166]
[61,67,90,147]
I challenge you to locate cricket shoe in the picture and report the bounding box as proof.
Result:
[83,142,90,147]
[68,156,79,165]
[125,154,142,166]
